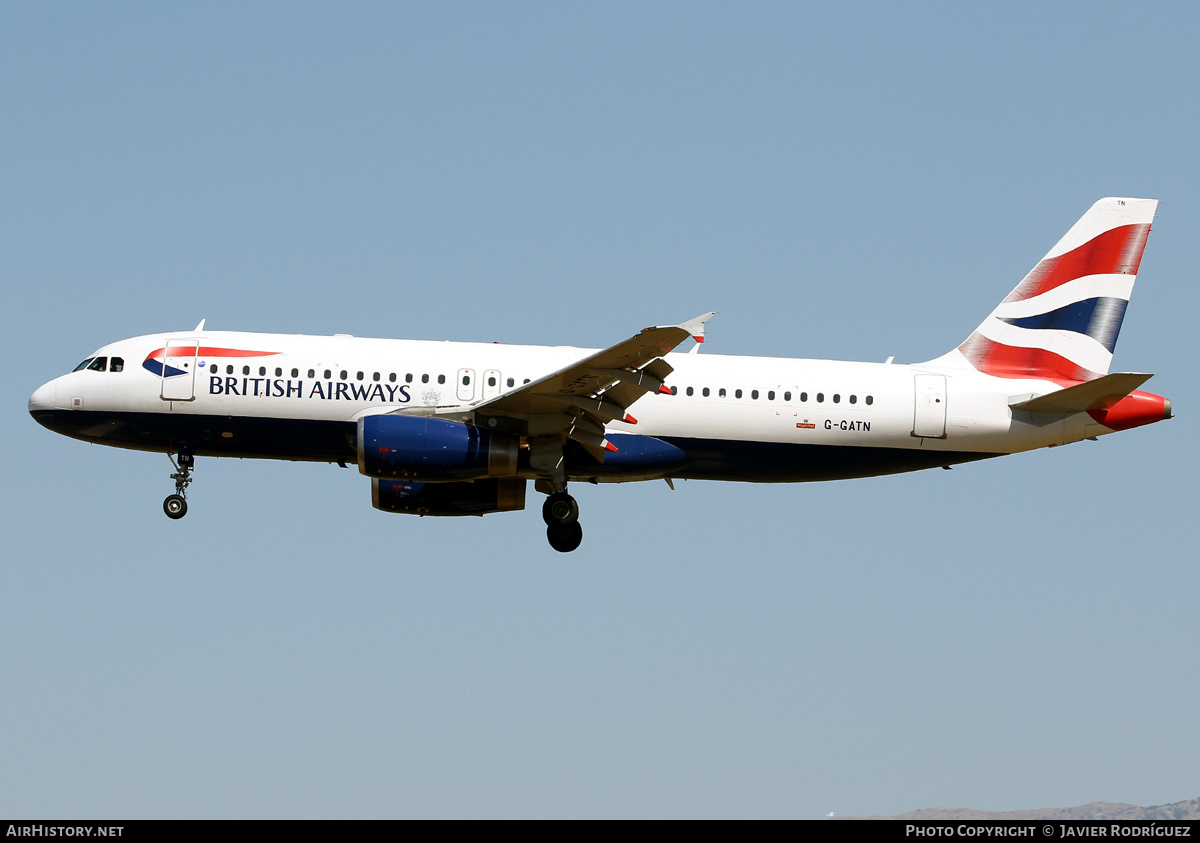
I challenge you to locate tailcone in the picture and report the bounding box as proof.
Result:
[1087,390,1172,431]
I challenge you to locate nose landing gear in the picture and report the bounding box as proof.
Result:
[163,451,194,520]
[542,489,582,552]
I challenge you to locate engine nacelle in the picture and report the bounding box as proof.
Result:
[372,478,526,516]
[358,414,518,481]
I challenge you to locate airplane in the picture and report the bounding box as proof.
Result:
[28,197,1172,552]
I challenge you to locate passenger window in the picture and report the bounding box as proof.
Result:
[421,374,429,383]
[243,365,251,375]
[686,387,694,396]
[356,371,364,381]
[800,392,808,402]
[275,367,283,377]
[507,378,514,387]
[833,394,841,403]
[849,395,857,404]
[406,373,413,383]
[768,390,775,400]
[488,376,496,387]
[735,389,743,398]
[324,369,332,379]
[670,386,678,395]
[866,395,874,405]
[110,357,124,373]
[751,390,759,399]
[719,388,726,398]
[389,373,396,383]
[702,387,710,397]
[259,366,266,376]
[523,379,531,384]
[438,374,446,384]
[88,357,107,372]
[227,365,235,375]
[784,391,791,401]
[373,372,380,382]
[340,371,348,381]
[817,393,824,402]
[291,368,299,378]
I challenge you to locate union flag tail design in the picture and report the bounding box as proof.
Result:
[934,197,1157,384]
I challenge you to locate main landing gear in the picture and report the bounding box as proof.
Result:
[542,489,582,553]
[163,451,194,520]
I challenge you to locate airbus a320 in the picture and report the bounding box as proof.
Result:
[29,197,1171,552]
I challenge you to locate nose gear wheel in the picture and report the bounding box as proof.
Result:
[164,451,194,519]
[163,494,187,519]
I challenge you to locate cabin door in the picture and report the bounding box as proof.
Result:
[912,374,947,438]
[160,341,199,401]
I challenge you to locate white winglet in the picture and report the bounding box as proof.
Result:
[680,312,715,344]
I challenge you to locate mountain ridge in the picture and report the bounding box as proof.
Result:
[839,797,1200,821]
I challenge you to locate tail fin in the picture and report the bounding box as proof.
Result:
[930,197,1158,384]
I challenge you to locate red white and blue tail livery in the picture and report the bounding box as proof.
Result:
[29,197,1172,552]
[943,197,1154,383]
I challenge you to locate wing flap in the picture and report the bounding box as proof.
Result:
[472,316,709,428]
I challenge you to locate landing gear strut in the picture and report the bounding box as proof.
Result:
[542,489,582,552]
[164,451,194,520]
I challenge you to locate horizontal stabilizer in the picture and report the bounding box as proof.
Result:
[1009,372,1154,414]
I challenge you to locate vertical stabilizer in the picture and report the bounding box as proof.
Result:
[929,197,1158,384]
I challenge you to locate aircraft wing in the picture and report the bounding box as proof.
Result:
[470,312,714,458]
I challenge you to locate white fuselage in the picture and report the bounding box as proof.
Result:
[29,329,1109,483]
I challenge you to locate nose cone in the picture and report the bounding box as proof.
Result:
[29,380,58,413]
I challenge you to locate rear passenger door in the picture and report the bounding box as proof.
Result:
[912,374,946,438]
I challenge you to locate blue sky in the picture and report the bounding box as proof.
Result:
[2,2,1197,819]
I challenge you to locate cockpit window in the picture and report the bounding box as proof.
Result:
[73,356,119,372]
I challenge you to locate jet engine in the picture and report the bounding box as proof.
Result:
[372,477,526,516]
[357,414,518,482]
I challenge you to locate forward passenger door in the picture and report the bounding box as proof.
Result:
[160,341,199,401]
